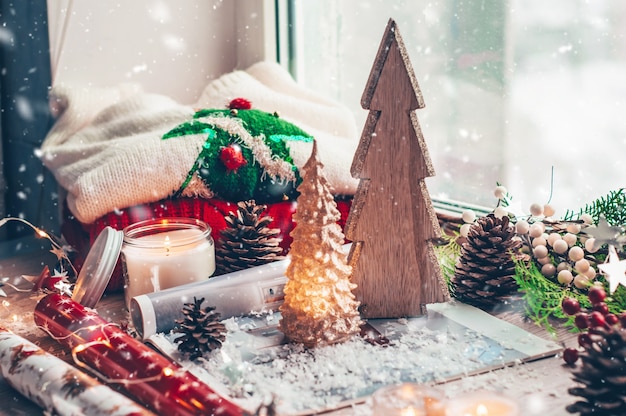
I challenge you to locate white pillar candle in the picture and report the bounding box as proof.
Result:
[121,218,215,308]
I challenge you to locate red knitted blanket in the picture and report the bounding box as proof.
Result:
[62,197,352,292]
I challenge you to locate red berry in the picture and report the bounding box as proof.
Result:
[563,347,579,364]
[588,286,607,305]
[228,97,252,110]
[606,313,619,326]
[219,144,247,172]
[592,302,609,315]
[575,313,589,329]
[589,311,606,328]
[578,333,592,348]
[562,297,581,315]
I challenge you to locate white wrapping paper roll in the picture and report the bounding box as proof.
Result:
[130,256,289,340]
[0,327,154,416]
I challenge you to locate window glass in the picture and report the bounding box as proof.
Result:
[290,0,626,213]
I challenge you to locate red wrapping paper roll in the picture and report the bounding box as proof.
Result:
[0,326,154,416]
[34,293,244,416]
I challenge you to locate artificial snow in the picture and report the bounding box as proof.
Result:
[153,310,530,415]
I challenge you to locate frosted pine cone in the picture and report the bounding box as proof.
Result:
[174,297,226,360]
[452,213,522,309]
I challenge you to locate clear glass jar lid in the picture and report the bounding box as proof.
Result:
[72,226,124,308]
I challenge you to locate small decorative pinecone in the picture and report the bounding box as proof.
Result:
[215,200,284,274]
[174,297,226,360]
[567,327,626,415]
[451,213,522,309]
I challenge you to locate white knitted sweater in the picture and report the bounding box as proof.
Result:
[41,62,359,224]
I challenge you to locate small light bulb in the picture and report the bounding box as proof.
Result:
[476,404,488,416]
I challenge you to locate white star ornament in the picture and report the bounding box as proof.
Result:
[598,245,626,294]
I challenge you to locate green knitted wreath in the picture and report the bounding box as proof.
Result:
[162,106,313,202]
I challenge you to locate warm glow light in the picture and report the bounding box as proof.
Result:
[164,235,171,254]
[36,229,48,238]
[74,344,87,353]
[400,384,414,397]
[12,314,17,322]
[189,398,206,410]
[447,392,519,416]
[162,367,174,377]
[476,404,489,416]
[401,407,418,416]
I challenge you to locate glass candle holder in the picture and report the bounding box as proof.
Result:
[445,391,520,416]
[372,383,446,416]
[121,218,215,308]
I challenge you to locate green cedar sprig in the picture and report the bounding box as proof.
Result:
[513,256,626,335]
[512,257,589,336]
[436,187,626,336]
[562,188,626,225]
[434,233,462,298]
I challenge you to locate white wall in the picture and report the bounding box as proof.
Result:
[47,0,275,104]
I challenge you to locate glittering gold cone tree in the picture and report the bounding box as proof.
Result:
[278,141,362,347]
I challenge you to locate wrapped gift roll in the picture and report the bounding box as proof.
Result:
[34,293,245,416]
[0,326,153,416]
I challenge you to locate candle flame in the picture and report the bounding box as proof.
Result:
[401,407,418,416]
[476,404,488,416]
[164,235,171,254]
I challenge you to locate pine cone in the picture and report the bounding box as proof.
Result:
[451,213,522,309]
[216,200,284,274]
[567,326,626,415]
[174,297,226,360]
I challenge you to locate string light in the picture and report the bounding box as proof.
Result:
[0,278,33,293]
[0,300,20,325]
[37,321,168,386]
[0,300,10,317]
[0,217,78,277]
[38,323,167,386]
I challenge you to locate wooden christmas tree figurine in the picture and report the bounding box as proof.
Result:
[279,141,362,347]
[344,18,449,318]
